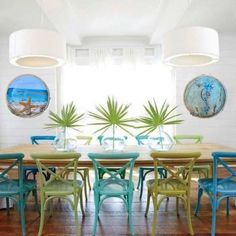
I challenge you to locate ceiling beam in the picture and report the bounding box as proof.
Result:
[150,0,193,44]
[35,0,81,45]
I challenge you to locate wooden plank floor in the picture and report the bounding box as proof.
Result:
[0,169,236,235]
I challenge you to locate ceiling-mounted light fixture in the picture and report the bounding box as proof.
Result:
[162,26,219,67]
[9,29,66,68]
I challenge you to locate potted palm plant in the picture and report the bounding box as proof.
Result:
[45,102,84,151]
[137,99,183,150]
[88,96,135,151]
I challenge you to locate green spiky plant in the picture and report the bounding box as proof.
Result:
[45,102,84,150]
[137,99,183,141]
[88,96,135,150]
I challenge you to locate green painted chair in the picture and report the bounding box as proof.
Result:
[145,151,201,236]
[135,135,167,200]
[173,135,209,178]
[0,153,39,236]
[31,152,84,236]
[63,135,92,201]
[88,152,139,236]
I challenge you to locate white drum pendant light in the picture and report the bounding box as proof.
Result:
[162,26,219,67]
[9,29,66,68]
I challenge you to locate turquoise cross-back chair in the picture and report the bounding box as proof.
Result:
[23,136,56,181]
[96,135,128,179]
[195,152,236,236]
[88,152,139,236]
[31,152,84,236]
[0,153,39,236]
[135,135,167,199]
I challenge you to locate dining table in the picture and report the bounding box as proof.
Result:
[0,143,235,168]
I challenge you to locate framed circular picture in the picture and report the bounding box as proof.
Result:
[6,74,50,118]
[184,75,226,118]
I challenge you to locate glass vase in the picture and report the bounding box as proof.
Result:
[53,128,77,152]
[148,126,173,151]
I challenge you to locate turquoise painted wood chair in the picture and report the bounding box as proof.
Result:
[96,135,128,179]
[135,135,167,199]
[88,152,139,236]
[0,153,39,236]
[31,152,84,236]
[195,152,236,236]
[146,151,201,236]
[23,136,56,181]
[173,135,210,178]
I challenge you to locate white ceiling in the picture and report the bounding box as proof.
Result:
[1,0,236,45]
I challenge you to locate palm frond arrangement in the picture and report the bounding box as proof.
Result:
[137,99,183,135]
[45,102,84,130]
[88,96,135,136]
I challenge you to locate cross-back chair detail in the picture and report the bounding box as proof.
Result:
[76,135,92,145]
[88,152,139,236]
[135,135,167,199]
[0,153,39,236]
[30,136,56,145]
[195,152,236,236]
[31,152,84,236]
[145,152,201,236]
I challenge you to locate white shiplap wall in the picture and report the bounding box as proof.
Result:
[0,36,57,147]
[175,33,236,148]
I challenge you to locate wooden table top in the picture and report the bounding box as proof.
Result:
[0,143,235,167]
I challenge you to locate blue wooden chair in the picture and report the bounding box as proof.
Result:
[194,152,236,236]
[23,136,56,181]
[96,135,128,179]
[0,153,39,236]
[135,135,167,199]
[88,152,139,236]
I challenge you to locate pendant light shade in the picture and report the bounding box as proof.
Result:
[162,26,219,67]
[9,29,66,68]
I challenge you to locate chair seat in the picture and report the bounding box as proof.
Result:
[43,179,83,195]
[97,179,132,195]
[199,178,236,194]
[0,179,36,195]
[147,179,187,195]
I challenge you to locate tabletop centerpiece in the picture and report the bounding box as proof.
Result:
[136,99,183,151]
[45,102,84,151]
[88,96,135,151]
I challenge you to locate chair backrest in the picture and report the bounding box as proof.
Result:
[31,153,81,188]
[76,135,92,145]
[173,135,203,144]
[150,152,201,193]
[88,152,139,188]
[135,135,149,145]
[31,136,56,145]
[97,135,128,145]
[212,152,236,195]
[0,153,24,192]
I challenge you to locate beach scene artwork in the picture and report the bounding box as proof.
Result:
[7,74,50,118]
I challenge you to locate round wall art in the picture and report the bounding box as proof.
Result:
[184,75,226,118]
[6,74,50,118]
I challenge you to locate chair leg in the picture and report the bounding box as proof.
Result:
[127,193,134,236]
[139,169,144,200]
[6,197,10,216]
[19,193,26,236]
[194,187,203,216]
[93,192,100,236]
[151,195,158,236]
[32,189,40,215]
[86,169,92,191]
[211,199,217,236]
[74,195,81,236]
[145,189,151,217]
[226,197,230,216]
[176,197,179,216]
[136,168,141,189]
[79,190,85,216]
[186,197,194,235]
[82,172,88,201]
[38,196,45,236]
